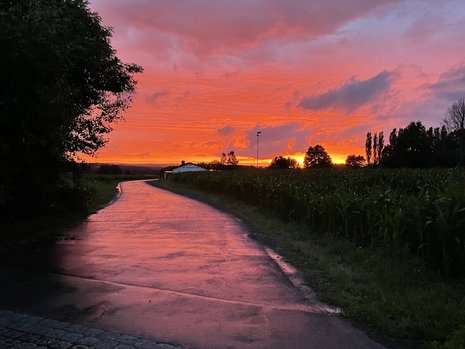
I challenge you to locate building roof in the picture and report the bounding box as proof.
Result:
[172,163,207,172]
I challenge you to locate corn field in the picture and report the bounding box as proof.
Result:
[171,168,465,277]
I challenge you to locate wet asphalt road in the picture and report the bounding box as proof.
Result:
[0,180,385,348]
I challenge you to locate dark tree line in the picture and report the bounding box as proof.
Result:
[365,122,464,168]
[363,98,465,168]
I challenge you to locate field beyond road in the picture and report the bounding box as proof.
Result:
[151,168,465,349]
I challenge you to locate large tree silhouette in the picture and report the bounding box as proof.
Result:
[0,0,142,214]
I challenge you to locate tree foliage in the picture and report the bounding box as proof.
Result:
[380,122,463,167]
[345,154,365,168]
[269,156,298,169]
[445,98,465,132]
[304,144,332,168]
[0,0,142,214]
[365,132,372,165]
[226,151,239,166]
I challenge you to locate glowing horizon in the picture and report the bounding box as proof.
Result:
[85,1,465,167]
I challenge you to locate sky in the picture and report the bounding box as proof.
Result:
[88,0,465,166]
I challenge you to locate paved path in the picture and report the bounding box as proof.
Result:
[0,180,384,349]
[0,309,184,349]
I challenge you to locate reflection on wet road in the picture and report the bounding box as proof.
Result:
[0,180,384,348]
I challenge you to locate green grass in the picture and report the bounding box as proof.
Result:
[0,173,151,252]
[151,176,465,349]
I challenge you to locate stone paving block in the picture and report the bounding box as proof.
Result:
[134,339,158,349]
[39,319,64,329]
[67,325,86,334]
[23,316,43,325]
[45,328,68,339]
[3,329,23,339]
[10,313,28,323]
[29,325,50,336]
[153,344,175,349]
[134,340,162,349]
[47,338,73,349]
[115,344,135,349]
[118,335,140,345]
[17,333,41,343]
[13,322,34,333]
[0,311,13,319]
[13,342,38,349]
[98,332,121,342]
[89,340,119,349]
[80,328,103,337]
[61,332,84,343]
[76,336,98,347]
[0,336,20,346]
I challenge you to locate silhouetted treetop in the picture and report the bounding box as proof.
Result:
[346,154,365,168]
[304,145,332,168]
[269,156,298,169]
[444,97,465,132]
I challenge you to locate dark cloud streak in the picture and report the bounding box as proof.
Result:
[299,71,396,112]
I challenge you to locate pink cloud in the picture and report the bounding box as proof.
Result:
[91,0,400,57]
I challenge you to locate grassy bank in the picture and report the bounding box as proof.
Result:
[151,170,465,349]
[0,174,151,252]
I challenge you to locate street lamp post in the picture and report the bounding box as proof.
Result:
[256,131,261,168]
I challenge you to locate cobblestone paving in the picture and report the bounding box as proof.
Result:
[0,310,188,349]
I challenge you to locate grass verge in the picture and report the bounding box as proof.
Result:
[151,179,465,349]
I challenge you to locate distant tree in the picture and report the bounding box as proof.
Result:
[226,151,239,166]
[304,145,332,168]
[373,133,378,164]
[269,156,298,169]
[444,98,465,166]
[389,128,398,148]
[220,153,227,165]
[345,155,365,168]
[365,132,372,165]
[377,131,384,164]
[444,98,465,132]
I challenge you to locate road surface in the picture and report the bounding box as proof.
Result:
[0,180,384,348]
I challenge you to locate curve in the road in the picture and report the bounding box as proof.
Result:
[0,180,385,349]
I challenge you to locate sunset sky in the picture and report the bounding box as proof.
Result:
[88,0,465,166]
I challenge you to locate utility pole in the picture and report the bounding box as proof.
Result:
[256,131,261,168]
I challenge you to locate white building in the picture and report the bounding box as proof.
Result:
[164,161,207,178]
